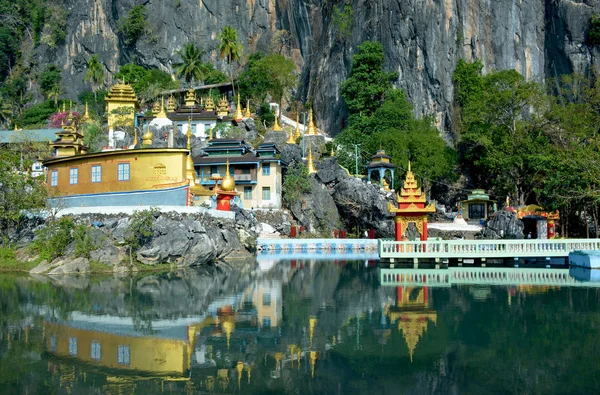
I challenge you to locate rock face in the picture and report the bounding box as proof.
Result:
[289,175,341,235]
[480,210,525,239]
[318,157,395,238]
[27,210,258,274]
[35,0,600,138]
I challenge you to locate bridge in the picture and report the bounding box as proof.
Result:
[380,267,600,288]
[379,238,600,261]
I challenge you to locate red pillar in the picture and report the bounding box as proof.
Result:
[423,286,429,305]
[420,220,428,241]
[395,217,403,241]
[216,194,232,211]
[397,287,403,303]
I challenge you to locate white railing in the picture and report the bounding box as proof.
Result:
[378,238,600,259]
[379,267,598,287]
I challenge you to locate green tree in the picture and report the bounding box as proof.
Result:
[257,54,297,114]
[0,150,47,242]
[114,63,147,91]
[236,52,270,103]
[331,4,354,42]
[217,26,244,94]
[40,64,61,102]
[118,4,147,46]
[340,41,397,116]
[124,208,157,266]
[84,54,104,100]
[173,43,206,85]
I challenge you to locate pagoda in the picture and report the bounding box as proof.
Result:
[212,159,238,211]
[387,162,435,241]
[367,148,397,190]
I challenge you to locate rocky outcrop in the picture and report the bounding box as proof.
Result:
[28,210,258,274]
[316,157,395,237]
[479,210,524,239]
[32,1,600,139]
[289,175,341,235]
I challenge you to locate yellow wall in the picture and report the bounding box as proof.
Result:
[44,322,190,374]
[45,149,189,195]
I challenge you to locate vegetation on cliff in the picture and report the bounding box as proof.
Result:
[335,41,456,191]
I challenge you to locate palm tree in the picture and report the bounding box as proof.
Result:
[84,55,105,101]
[46,83,62,108]
[174,43,206,86]
[217,26,244,95]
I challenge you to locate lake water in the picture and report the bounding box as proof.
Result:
[1,259,600,394]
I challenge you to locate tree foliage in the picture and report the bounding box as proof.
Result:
[173,44,206,85]
[118,5,147,46]
[283,162,312,205]
[336,41,455,190]
[331,4,354,42]
[217,26,244,93]
[0,150,48,240]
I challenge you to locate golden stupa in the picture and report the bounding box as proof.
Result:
[221,159,236,192]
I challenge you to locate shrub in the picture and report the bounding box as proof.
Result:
[73,225,97,259]
[30,217,74,261]
[119,5,147,46]
[40,65,61,96]
[282,162,311,206]
[124,208,158,265]
[257,103,274,127]
[588,15,600,46]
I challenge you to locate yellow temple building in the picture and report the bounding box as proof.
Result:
[104,83,139,147]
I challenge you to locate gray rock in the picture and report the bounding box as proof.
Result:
[38,257,91,275]
[289,175,341,235]
[263,130,289,150]
[240,118,258,144]
[316,157,351,185]
[480,210,524,239]
[280,144,303,166]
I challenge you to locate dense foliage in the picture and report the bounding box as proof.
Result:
[336,41,456,190]
[0,151,47,242]
[118,5,147,46]
[283,162,312,205]
[454,60,600,236]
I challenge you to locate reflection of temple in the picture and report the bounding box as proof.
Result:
[386,287,437,362]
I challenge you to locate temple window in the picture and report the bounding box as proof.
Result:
[244,187,252,200]
[262,317,271,328]
[468,203,485,219]
[68,337,78,356]
[262,162,271,176]
[210,165,219,176]
[262,293,271,306]
[262,187,271,200]
[154,163,166,176]
[51,170,58,186]
[50,334,57,352]
[117,163,130,181]
[91,341,102,360]
[91,165,102,183]
[69,168,78,185]
[117,345,130,365]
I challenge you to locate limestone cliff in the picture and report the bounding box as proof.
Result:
[39,0,600,137]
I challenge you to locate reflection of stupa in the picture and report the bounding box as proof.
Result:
[387,287,437,362]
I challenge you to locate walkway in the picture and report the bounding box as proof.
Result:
[379,238,600,260]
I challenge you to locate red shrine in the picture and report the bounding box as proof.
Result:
[211,159,238,211]
[387,162,435,241]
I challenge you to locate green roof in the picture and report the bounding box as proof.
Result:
[0,129,60,143]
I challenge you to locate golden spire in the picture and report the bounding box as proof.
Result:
[82,102,92,123]
[305,108,317,135]
[286,128,296,144]
[244,99,252,118]
[142,128,153,146]
[296,349,302,368]
[186,116,192,150]
[288,344,298,367]
[294,113,302,140]
[157,98,167,118]
[273,115,283,131]
[307,148,316,175]
[222,320,234,349]
[62,102,66,113]
[309,351,317,378]
[13,124,18,131]
[152,100,160,115]
[309,316,317,346]
[233,93,243,120]
[236,362,244,389]
[221,158,236,191]
[132,128,138,147]
[166,95,177,112]
[185,87,197,106]
[208,126,213,141]
[217,95,229,116]
[246,365,252,383]
[330,145,335,157]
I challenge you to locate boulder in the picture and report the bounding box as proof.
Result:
[479,210,524,239]
[263,130,289,150]
[240,118,258,144]
[331,176,395,238]
[279,143,302,166]
[289,175,341,235]
[316,157,351,185]
[30,257,91,275]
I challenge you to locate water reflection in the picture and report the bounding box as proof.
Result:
[1,261,600,394]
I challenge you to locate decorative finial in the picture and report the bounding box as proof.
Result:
[306,107,317,135]
[273,115,283,131]
[244,99,252,118]
[408,161,411,173]
[62,102,66,113]
[157,97,167,118]
[307,147,316,174]
[294,113,301,140]
[208,126,213,141]
[233,93,243,121]
[330,145,335,157]
[186,116,192,150]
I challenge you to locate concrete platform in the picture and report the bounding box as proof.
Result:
[569,251,600,269]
